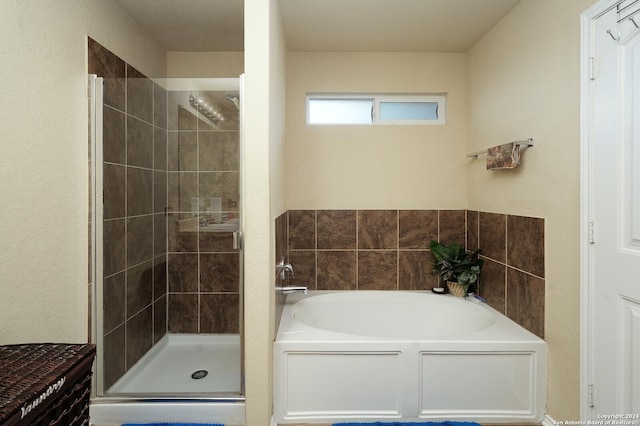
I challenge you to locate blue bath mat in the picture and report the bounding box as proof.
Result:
[332,422,481,426]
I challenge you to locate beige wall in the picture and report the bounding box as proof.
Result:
[285,52,468,210]
[0,0,165,344]
[467,0,594,420]
[0,0,591,422]
[166,51,244,78]
[244,0,287,424]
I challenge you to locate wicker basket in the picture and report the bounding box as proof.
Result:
[447,281,468,297]
[0,343,96,426]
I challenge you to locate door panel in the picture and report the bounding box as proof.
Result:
[591,3,640,416]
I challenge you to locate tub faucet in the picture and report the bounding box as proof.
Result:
[276,259,295,281]
[277,286,308,294]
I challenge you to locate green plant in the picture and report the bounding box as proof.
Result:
[429,240,484,289]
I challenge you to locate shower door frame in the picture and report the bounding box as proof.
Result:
[89,74,245,401]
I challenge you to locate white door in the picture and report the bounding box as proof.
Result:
[588,1,640,417]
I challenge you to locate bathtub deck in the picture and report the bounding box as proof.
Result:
[107,333,241,394]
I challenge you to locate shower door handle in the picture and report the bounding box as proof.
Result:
[233,231,242,250]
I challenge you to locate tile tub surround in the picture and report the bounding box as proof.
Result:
[276,209,545,338]
[286,209,466,292]
[467,210,545,338]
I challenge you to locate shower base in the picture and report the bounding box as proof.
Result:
[107,333,241,394]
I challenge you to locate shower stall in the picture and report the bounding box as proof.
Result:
[87,41,244,423]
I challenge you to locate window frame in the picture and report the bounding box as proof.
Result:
[306,93,446,126]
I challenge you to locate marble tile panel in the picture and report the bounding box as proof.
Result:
[153,171,167,215]
[168,293,198,333]
[126,215,154,266]
[103,271,125,334]
[200,253,240,292]
[168,172,197,214]
[103,219,125,277]
[438,210,466,245]
[479,212,506,263]
[506,268,545,338]
[358,251,397,290]
[126,260,154,319]
[466,210,479,250]
[507,215,545,277]
[478,258,506,314]
[275,212,288,264]
[103,163,125,220]
[399,251,437,290]
[168,213,198,252]
[200,229,236,252]
[200,294,240,334]
[153,295,167,344]
[103,76,126,114]
[167,94,198,131]
[198,172,239,212]
[288,251,317,290]
[358,210,397,249]
[103,324,125,390]
[317,210,356,249]
[168,131,197,172]
[289,210,316,250]
[127,116,154,169]
[126,65,153,123]
[198,116,216,132]
[317,251,356,290]
[103,106,125,164]
[398,210,438,249]
[154,83,167,130]
[198,131,239,172]
[88,38,125,111]
[127,167,153,216]
[168,253,199,292]
[154,127,167,171]
[153,254,167,300]
[126,306,153,368]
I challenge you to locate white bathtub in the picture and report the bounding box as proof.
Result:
[273,291,547,424]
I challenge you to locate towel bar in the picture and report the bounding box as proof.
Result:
[466,137,534,158]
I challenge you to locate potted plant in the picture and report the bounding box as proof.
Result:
[429,240,484,297]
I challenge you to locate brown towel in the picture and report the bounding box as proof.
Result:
[486,142,520,170]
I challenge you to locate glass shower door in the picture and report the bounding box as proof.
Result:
[90,74,243,398]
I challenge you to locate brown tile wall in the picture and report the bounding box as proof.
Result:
[467,210,545,338]
[284,209,466,292]
[276,209,545,339]
[89,38,168,389]
[165,90,241,335]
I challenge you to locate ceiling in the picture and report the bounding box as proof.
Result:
[113,0,521,53]
[112,0,244,51]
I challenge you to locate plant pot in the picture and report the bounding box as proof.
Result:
[447,281,468,298]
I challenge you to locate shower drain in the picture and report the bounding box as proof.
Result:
[191,369,208,380]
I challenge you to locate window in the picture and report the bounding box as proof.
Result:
[307,94,446,125]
